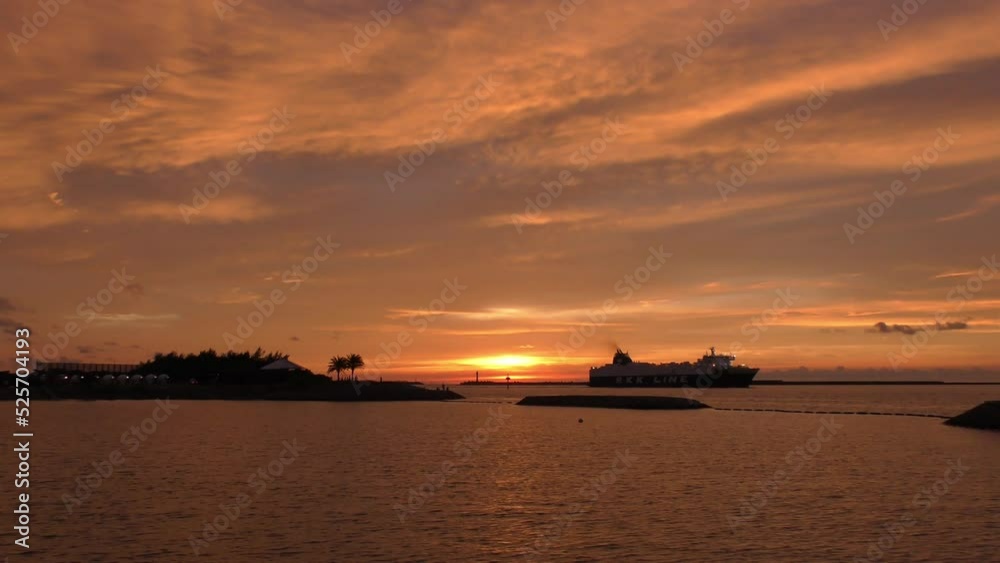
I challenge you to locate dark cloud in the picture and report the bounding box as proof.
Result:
[870,321,970,335]
[870,322,919,335]
[290,336,301,341]
[0,297,15,313]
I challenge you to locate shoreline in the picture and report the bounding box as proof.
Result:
[7,381,464,402]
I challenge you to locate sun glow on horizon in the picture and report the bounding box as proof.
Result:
[453,354,548,369]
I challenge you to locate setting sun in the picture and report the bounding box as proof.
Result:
[456,355,544,369]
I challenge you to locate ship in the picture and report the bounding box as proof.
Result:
[588,347,758,388]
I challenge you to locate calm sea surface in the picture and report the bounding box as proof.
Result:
[6,385,999,562]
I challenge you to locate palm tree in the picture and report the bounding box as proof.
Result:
[335,356,350,381]
[328,356,349,381]
[347,353,364,381]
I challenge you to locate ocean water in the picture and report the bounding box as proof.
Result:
[6,385,999,562]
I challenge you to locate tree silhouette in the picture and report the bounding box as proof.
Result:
[328,356,350,381]
[346,353,364,381]
[137,348,288,377]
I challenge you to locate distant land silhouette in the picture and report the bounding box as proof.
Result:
[5,348,462,402]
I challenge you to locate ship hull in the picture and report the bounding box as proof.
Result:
[589,367,758,388]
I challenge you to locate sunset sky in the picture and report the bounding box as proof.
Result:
[2,0,998,380]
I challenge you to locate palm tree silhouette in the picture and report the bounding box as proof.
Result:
[347,353,364,381]
[328,356,349,381]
